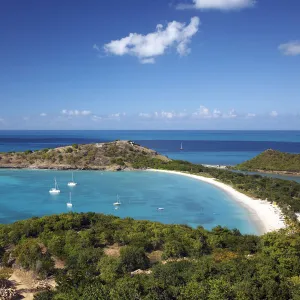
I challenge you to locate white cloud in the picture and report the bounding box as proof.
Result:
[161,111,175,119]
[109,112,126,118]
[278,41,300,56]
[61,109,92,116]
[23,117,30,121]
[139,113,152,118]
[228,109,237,118]
[177,0,255,10]
[213,109,222,118]
[270,111,278,117]
[91,115,102,122]
[193,105,212,118]
[246,113,256,118]
[140,58,156,64]
[40,113,47,117]
[0,118,5,124]
[103,17,200,63]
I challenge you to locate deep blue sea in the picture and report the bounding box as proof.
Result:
[0,169,258,234]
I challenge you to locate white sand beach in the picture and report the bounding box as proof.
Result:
[148,169,286,235]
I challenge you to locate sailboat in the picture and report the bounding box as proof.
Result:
[49,178,60,194]
[67,192,73,208]
[67,172,77,187]
[180,142,183,150]
[113,194,121,206]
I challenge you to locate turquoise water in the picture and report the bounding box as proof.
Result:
[0,169,258,234]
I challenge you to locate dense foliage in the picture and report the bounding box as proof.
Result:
[0,213,300,299]
[235,149,300,173]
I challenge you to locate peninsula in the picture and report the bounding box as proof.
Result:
[0,140,169,170]
[235,149,300,175]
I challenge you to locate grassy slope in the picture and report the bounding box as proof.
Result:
[0,140,169,170]
[235,149,300,172]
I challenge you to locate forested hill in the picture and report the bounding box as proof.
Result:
[1,213,300,299]
[0,140,169,170]
[235,149,300,173]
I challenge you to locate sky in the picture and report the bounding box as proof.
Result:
[0,0,299,130]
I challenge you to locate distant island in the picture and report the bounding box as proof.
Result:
[0,140,169,171]
[235,149,300,175]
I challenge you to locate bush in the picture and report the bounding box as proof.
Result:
[66,147,73,153]
[119,246,150,272]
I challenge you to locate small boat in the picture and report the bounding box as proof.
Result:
[180,142,183,150]
[113,195,121,206]
[67,172,77,187]
[67,192,73,208]
[157,207,164,211]
[49,178,60,194]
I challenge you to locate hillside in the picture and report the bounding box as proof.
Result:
[1,213,300,299]
[235,149,300,174]
[0,140,169,170]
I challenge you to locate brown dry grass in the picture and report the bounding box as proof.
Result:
[104,243,122,258]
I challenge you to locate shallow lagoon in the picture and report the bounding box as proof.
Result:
[0,169,258,234]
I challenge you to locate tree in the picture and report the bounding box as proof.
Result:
[119,246,150,273]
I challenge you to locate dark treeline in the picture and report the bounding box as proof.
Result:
[132,157,300,221]
[1,213,300,299]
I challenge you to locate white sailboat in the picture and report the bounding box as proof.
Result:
[67,172,77,187]
[157,207,164,211]
[113,195,121,206]
[180,142,183,150]
[49,178,60,194]
[67,192,73,208]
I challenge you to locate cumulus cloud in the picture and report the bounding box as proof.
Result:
[109,112,126,119]
[139,111,188,120]
[40,113,47,117]
[246,113,256,118]
[193,105,211,118]
[270,111,278,117]
[213,109,222,118]
[139,113,152,118]
[227,109,237,118]
[278,41,300,56]
[177,0,255,10]
[61,109,92,116]
[103,17,200,63]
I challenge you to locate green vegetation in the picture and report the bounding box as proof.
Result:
[235,149,300,173]
[0,213,300,299]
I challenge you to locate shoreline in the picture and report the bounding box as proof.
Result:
[148,169,286,235]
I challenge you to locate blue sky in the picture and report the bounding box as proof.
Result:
[0,0,299,129]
